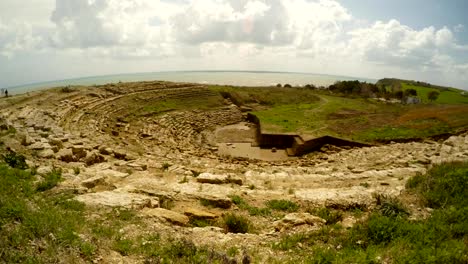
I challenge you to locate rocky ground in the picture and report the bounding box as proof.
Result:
[1,82,467,263]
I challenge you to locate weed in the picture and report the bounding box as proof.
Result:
[114,239,134,256]
[159,197,175,210]
[248,184,256,190]
[309,207,343,225]
[223,213,252,233]
[162,163,171,171]
[231,195,246,206]
[230,195,271,216]
[373,193,409,218]
[179,175,188,184]
[189,218,216,228]
[79,241,96,259]
[73,167,81,175]
[288,188,295,194]
[191,170,201,177]
[360,182,370,188]
[266,199,299,212]
[227,246,239,257]
[200,198,216,207]
[36,168,62,192]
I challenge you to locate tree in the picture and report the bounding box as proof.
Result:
[427,91,440,102]
[404,89,417,97]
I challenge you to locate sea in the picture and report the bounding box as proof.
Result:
[6,71,376,95]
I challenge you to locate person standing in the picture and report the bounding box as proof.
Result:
[5,89,8,97]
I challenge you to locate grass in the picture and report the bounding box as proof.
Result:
[308,207,343,225]
[271,161,468,263]
[266,199,299,212]
[36,167,62,192]
[402,82,468,104]
[0,164,90,262]
[231,195,271,216]
[223,213,252,233]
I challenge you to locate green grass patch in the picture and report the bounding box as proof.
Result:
[230,195,271,216]
[36,168,62,192]
[223,213,253,233]
[402,83,468,104]
[266,199,299,212]
[0,164,89,262]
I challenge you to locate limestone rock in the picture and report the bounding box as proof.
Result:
[29,142,51,150]
[98,169,129,183]
[142,208,189,226]
[113,149,127,160]
[444,136,460,147]
[197,173,225,184]
[72,145,87,159]
[56,148,75,162]
[184,208,217,219]
[21,134,34,146]
[75,191,158,209]
[37,165,53,175]
[274,213,325,231]
[341,216,357,229]
[38,149,55,158]
[82,176,106,189]
[200,195,232,209]
[99,146,113,155]
[196,173,243,185]
[84,150,106,166]
[127,162,147,171]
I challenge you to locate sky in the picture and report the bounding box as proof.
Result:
[1,0,467,89]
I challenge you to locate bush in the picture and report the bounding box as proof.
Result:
[223,213,252,233]
[266,199,299,212]
[374,193,409,218]
[3,152,28,169]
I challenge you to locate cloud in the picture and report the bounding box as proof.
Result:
[0,19,44,58]
[171,0,294,45]
[347,20,465,68]
[0,0,467,89]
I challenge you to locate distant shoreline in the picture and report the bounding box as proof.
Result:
[5,71,377,95]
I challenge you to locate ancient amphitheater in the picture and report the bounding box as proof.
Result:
[1,81,467,262]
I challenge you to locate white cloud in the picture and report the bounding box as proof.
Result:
[171,0,294,45]
[0,0,467,89]
[0,20,44,58]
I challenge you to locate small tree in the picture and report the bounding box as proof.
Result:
[427,91,440,102]
[404,89,417,97]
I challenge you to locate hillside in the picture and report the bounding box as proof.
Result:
[376,78,468,104]
[0,81,467,263]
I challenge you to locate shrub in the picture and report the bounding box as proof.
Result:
[266,199,299,212]
[223,213,252,233]
[3,152,28,169]
[374,193,409,218]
